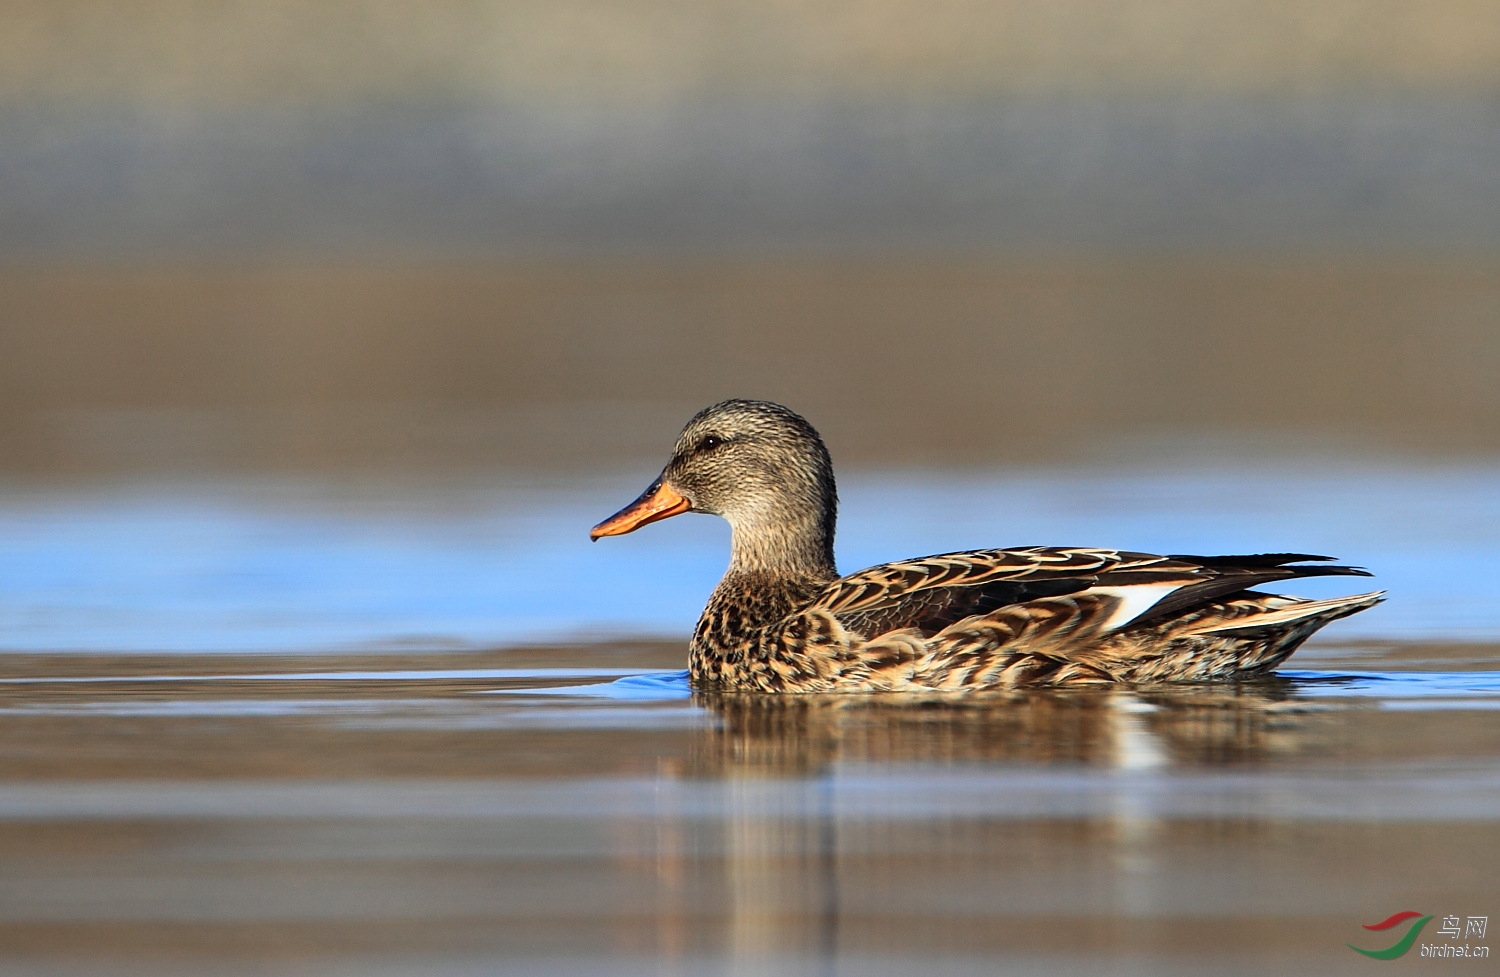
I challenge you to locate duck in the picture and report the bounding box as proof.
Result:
[590,399,1383,693]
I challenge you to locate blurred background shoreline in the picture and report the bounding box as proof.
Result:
[8,1,1497,263]
[4,1,1499,480]
[5,97,1500,259]
[3,257,1498,477]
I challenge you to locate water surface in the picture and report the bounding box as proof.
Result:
[0,465,1494,975]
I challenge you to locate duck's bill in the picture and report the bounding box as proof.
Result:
[589,478,692,540]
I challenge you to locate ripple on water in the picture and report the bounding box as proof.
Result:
[516,667,1500,706]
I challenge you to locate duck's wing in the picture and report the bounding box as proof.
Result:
[808,547,1371,639]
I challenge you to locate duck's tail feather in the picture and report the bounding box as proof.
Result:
[1180,590,1386,636]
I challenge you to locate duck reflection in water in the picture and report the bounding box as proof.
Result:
[660,683,1330,966]
[689,679,1330,777]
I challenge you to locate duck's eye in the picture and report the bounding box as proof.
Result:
[697,435,724,452]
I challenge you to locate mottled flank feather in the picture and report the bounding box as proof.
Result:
[593,399,1384,693]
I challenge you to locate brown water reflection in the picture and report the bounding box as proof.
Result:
[693,682,1323,777]
[686,685,1344,970]
[0,641,1494,975]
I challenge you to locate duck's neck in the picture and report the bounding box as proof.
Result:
[726,514,837,579]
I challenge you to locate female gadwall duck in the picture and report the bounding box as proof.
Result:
[591,400,1382,693]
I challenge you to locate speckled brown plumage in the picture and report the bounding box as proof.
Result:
[591,400,1383,693]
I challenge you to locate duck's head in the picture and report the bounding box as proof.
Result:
[590,399,838,574]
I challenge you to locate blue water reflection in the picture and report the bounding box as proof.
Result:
[0,464,1495,652]
[508,670,695,699]
[1280,668,1500,698]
